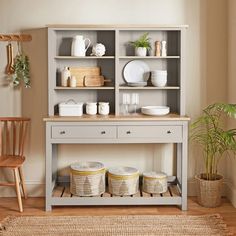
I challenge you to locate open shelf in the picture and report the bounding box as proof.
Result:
[55,56,115,60]
[53,184,180,198]
[119,56,180,59]
[119,86,180,90]
[52,184,181,206]
[55,86,115,90]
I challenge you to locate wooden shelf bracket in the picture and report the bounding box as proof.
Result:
[0,34,32,42]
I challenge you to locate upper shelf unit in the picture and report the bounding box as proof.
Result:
[47,25,187,116]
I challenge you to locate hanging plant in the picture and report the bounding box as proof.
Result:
[11,53,30,88]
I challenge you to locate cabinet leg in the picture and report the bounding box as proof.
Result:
[45,202,52,211]
[181,123,188,211]
[45,123,53,211]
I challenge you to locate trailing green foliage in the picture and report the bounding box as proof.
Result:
[130,32,151,49]
[191,103,236,180]
[12,54,30,88]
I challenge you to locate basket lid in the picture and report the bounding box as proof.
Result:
[108,166,139,176]
[143,171,167,178]
[71,161,104,172]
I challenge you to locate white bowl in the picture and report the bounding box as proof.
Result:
[151,77,167,87]
[141,106,170,116]
[152,70,167,75]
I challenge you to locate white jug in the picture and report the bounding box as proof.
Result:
[71,35,91,57]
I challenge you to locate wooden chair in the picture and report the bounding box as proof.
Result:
[0,117,30,212]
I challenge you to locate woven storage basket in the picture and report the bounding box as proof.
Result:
[143,172,167,194]
[195,174,223,207]
[108,167,139,196]
[70,162,105,196]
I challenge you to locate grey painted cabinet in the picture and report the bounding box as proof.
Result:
[45,25,189,211]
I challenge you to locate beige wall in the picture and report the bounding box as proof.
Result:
[227,0,236,207]
[0,0,232,201]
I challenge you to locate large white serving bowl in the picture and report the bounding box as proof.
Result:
[141,106,170,116]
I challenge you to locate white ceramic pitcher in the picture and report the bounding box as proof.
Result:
[71,35,91,56]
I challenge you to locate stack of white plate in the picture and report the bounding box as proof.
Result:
[141,106,170,116]
[151,70,167,87]
[127,82,147,87]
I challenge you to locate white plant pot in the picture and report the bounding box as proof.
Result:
[135,47,147,56]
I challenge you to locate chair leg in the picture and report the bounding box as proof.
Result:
[18,166,27,199]
[13,168,23,212]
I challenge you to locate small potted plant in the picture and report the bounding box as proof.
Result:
[130,32,151,56]
[191,103,236,207]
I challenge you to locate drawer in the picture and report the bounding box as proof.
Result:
[52,126,116,139]
[117,126,182,140]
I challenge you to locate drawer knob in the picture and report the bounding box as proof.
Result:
[60,131,66,135]
[167,130,172,134]
[101,131,106,134]
[126,131,131,134]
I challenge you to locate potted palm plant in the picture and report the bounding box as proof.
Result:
[191,103,236,207]
[130,32,151,56]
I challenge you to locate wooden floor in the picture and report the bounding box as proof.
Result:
[0,197,235,235]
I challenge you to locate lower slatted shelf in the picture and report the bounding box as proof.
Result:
[52,185,181,198]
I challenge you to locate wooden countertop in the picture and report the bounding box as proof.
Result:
[47,24,189,29]
[43,114,190,122]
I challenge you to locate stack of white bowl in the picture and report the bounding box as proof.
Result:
[151,70,167,87]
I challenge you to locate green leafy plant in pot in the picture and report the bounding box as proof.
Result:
[130,32,151,56]
[191,103,236,207]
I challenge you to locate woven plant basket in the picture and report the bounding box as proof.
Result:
[108,167,139,196]
[70,162,105,196]
[143,172,167,194]
[195,174,223,208]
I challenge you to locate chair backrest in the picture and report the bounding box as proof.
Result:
[0,117,30,157]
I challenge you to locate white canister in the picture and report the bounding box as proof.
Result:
[59,100,83,116]
[61,67,71,87]
[86,102,97,115]
[69,75,77,87]
[98,102,109,115]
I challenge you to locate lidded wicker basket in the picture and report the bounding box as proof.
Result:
[70,161,105,196]
[142,172,167,194]
[108,167,139,196]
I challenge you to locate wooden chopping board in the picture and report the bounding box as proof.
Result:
[70,67,101,86]
[84,75,111,87]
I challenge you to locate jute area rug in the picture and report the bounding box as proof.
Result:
[0,214,232,236]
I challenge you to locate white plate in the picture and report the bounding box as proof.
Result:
[123,60,150,83]
[127,82,147,87]
[141,106,170,116]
